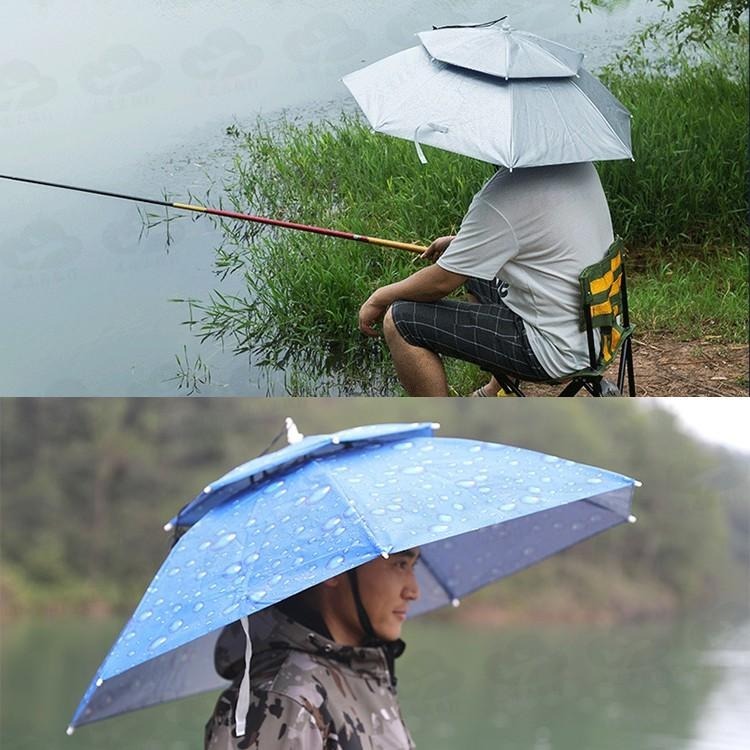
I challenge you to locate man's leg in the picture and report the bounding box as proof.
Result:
[465,283,501,396]
[383,307,449,396]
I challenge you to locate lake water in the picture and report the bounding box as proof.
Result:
[1,0,671,396]
[1,608,748,749]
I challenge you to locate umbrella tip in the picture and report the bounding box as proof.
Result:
[431,422,441,430]
[285,417,304,445]
[66,726,75,736]
[204,485,213,494]
[163,522,174,532]
[96,678,104,687]
[627,514,637,524]
[451,598,461,608]
[634,480,643,488]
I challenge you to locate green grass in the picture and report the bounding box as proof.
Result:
[598,51,748,248]
[629,248,748,342]
[179,38,748,395]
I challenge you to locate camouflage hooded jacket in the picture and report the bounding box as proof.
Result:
[204,606,416,749]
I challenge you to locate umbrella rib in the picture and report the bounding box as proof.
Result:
[570,76,631,154]
[522,36,576,74]
[544,81,578,158]
[580,493,633,520]
[418,552,459,603]
[321,465,387,556]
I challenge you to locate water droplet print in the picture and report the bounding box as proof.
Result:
[393,441,414,451]
[213,532,237,549]
[327,555,345,570]
[308,485,331,504]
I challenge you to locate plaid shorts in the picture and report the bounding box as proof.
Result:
[390,277,550,380]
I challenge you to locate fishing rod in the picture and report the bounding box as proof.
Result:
[0,174,427,255]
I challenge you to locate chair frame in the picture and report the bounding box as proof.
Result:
[492,239,636,397]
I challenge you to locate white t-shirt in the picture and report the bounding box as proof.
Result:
[437,163,614,378]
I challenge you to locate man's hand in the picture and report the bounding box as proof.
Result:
[420,235,455,263]
[358,293,388,337]
[357,265,467,338]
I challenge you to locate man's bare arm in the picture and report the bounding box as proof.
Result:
[358,264,467,337]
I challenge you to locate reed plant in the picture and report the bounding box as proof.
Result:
[182,36,748,394]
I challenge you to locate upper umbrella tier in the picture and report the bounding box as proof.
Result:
[169,422,438,530]
[417,21,584,80]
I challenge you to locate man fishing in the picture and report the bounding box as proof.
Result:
[205,549,420,749]
[358,163,614,396]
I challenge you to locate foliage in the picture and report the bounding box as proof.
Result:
[573,0,749,62]
[182,115,492,394]
[628,249,748,343]
[597,42,748,248]
[1,400,747,616]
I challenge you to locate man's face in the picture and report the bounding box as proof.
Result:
[356,548,420,642]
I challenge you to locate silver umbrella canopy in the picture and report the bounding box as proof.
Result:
[342,34,631,168]
[418,20,585,80]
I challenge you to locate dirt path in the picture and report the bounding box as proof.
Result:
[629,334,748,396]
[520,333,748,396]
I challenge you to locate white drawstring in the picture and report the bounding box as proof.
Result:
[234,616,253,737]
[413,122,449,164]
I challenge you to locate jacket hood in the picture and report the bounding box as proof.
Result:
[214,604,405,686]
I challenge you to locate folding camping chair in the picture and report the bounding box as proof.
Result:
[492,238,636,397]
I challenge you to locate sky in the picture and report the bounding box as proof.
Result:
[653,398,750,455]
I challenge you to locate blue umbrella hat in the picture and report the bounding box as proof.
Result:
[69,419,639,734]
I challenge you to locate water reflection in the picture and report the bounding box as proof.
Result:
[1,609,747,749]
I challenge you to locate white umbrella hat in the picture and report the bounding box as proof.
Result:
[342,42,632,168]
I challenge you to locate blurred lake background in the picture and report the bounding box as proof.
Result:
[1,398,748,748]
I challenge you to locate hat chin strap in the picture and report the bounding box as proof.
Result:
[235,616,253,737]
[347,568,377,642]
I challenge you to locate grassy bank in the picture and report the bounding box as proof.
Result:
[4,557,746,626]
[178,39,748,395]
